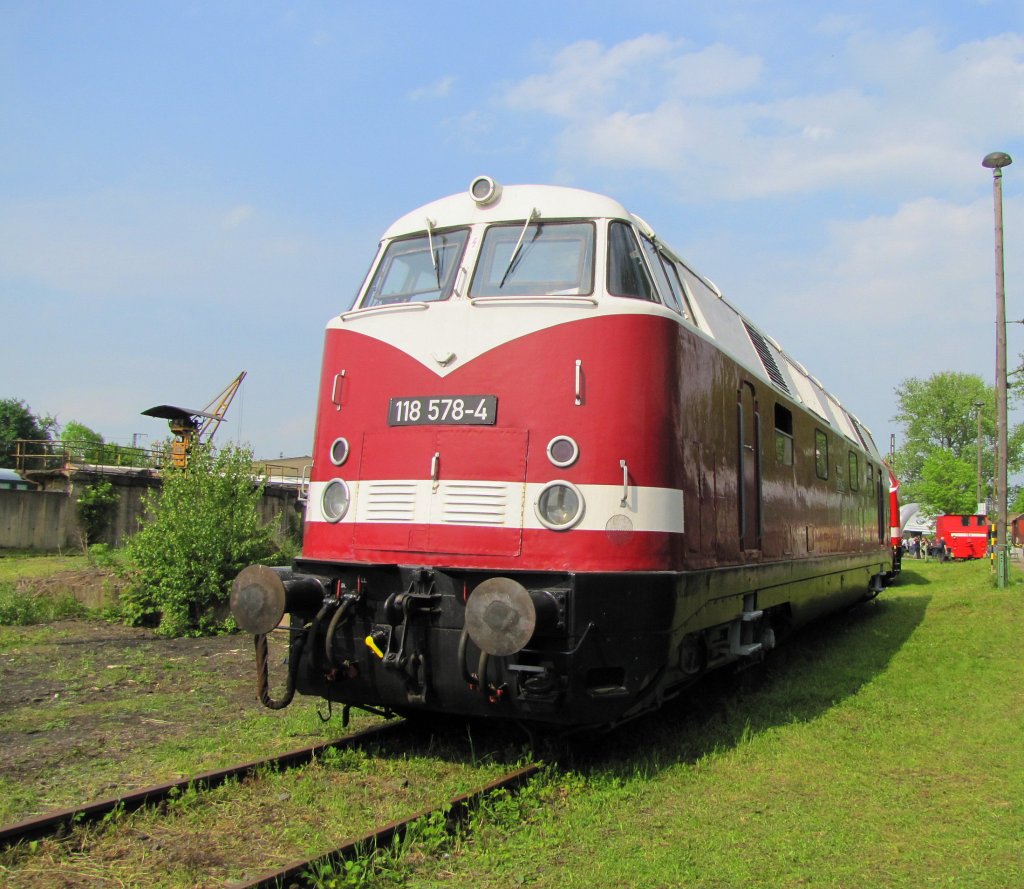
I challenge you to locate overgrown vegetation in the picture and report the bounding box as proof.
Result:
[120,443,280,636]
[75,480,120,547]
[61,419,155,468]
[0,582,88,625]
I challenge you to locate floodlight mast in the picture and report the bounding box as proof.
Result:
[982,151,1012,588]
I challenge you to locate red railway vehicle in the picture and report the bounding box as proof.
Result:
[935,514,989,560]
[887,466,903,574]
[232,178,899,730]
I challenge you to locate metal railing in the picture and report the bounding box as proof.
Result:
[13,440,307,486]
[252,460,308,486]
[13,439,168,474]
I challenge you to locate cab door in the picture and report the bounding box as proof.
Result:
[738,382,762,551]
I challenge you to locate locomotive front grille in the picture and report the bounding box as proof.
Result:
[440,482,510,525]
[356,480,518,527]
[361,482,417,522]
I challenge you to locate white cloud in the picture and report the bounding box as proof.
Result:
[739,192,1024,437]
[503,34,686,117]
[408,75,456,101]
[0,186,358,457]
[222,204,255,229]
[664,43,763,98]
[800,197,995,323]
[499,30,1024,201]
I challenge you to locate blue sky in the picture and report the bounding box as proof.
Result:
[2,1,1023,459]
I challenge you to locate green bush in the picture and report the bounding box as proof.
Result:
[86,543,120,569]
[121,443,278,636]
[76,480,120,546]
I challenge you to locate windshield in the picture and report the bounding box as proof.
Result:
[469,221,595,298]
[361,228,469,307]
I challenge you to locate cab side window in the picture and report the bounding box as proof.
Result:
[607,221,658,302]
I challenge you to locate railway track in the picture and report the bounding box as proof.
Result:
[2,716,542,888]
[229,763,541,889]
[0,720,406,848]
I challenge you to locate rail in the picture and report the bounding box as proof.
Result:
[231,763,541,889]
[0,722,407,848]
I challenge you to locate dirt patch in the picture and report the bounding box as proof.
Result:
[15,567,129,609]
[4,570,254,789]
[0,611,301,823]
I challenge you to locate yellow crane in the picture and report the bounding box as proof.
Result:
[142,371,247,468]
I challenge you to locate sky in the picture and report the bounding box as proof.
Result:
[2,1,1023,460]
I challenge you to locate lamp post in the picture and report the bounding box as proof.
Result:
[983,151,1012,587]
[976,401,985,511]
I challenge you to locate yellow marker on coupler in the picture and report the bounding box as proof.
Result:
[365,635,385,659]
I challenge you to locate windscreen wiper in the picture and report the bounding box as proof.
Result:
[425,217,441,288]
[499,209,539,289]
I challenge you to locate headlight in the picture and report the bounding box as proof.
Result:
[535,481,584,531]
[321,479,351,522]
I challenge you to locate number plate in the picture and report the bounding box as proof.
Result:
[388,395,497,426]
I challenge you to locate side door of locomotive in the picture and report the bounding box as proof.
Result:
[737,381,762,552]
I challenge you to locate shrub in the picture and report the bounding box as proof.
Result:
[76,480,120,547]
[121,444,277,636]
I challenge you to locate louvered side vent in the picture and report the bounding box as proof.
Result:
[440,482,509,526]
[743,320,790,393]
[361,482,417,522]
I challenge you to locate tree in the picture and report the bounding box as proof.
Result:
[62,420,106,464]
[889,372,1024,512]
[121,443,278,636]
[915,450,978,515]
[0,398,55,469]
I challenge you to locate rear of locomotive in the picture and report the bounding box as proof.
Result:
[231,178,688,728]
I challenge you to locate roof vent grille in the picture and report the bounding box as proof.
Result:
[743,320,790,393]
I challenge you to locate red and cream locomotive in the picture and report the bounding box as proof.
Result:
[232,177,899,729]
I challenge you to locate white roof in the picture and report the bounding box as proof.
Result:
[383,183,633,239]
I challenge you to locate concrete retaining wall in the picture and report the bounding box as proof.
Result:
[0,469,302,551]
[0,490,77,550]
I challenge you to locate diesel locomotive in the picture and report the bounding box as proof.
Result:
[231,177,900,730]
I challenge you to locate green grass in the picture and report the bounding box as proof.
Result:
[0,551,89,582]
[401,560,1024,888]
